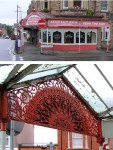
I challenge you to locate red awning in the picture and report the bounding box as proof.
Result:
[21,10,46,27]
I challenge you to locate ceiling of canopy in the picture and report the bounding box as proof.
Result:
[0,63,113,120]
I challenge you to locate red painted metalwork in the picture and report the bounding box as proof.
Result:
[8,77,101,137]
[0,88,7,131]
[0,122,6,131]
[0,88,8,122]
[97,119,105,146]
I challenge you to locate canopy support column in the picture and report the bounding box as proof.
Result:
[0,122,6,150]
[97,121,105,150]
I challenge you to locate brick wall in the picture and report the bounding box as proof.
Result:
[58,130,99,150]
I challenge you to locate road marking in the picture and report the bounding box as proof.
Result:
[11,55,24,61]
[19,56,24,61]
[12,55,16,61]
[8,41,15,54]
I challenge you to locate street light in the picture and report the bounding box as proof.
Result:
[15,5,20,53]
[15,5,27,54]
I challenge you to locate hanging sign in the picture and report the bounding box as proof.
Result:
[26,15,41,26]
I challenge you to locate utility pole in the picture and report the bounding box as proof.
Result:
[15,4,19,54]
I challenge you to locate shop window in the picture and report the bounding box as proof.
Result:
[76,31,85,43]
[53,31,62,43]
[64,31,74,43]
[101,1,108,11]
[42,31,51,43]
[87,31,96,43]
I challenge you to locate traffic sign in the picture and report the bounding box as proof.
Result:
[38,19,47,28]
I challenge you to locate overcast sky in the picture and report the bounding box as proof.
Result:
[34,126,57,144]
[0,0,31,25]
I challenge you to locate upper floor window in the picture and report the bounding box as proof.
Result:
[73,0,81,8]
[72,133,83,148]
[101,1,108,11]
[63,0,68,8]
[44,0,48,9]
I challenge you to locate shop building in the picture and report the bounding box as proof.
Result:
[21,8,109,51]
[26,0,112,51]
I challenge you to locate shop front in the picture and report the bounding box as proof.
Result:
[40,20,109,51]
[20,9,46,46]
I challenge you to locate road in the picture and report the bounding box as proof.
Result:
[0,40,113,61]
[0,39,21,61]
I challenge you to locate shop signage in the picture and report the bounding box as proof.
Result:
[48,20,109,28]
[38,19,47,28]
[26,15,41,26]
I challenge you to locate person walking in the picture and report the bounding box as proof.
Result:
[18,36,21,53]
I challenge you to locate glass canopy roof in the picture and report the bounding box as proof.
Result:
[0,63,113,120]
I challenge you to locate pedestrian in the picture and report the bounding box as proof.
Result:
[18,36,21,54]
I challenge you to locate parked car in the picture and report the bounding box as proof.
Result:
[11,34,16,40]
[4,36,9,39]
[1,34,9,39]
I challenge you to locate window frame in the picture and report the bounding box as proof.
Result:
[63,0,68,9]
[101,0,108,12]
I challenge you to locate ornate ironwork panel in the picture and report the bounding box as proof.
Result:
[8,77,100,137]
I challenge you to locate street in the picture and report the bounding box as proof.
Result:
[0,39,22,61]
[16,42,113,61]
[0,40,113,61]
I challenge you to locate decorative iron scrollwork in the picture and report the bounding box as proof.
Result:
[8,77,100,137]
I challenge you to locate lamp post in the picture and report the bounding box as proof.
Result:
[15,5,21,54]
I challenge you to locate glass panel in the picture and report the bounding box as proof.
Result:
[97,63,113,88]
[53,31,62,43]
[72,133,83,138]
[64,31,74,43]
[33,64,69,73]
[72,133,83,147]
[80,31,85,43]
[63,0,68,8]
[76,64,113,108]
[43,31,51,43]
[64,67,107,113]
[101,1,108,10]
[73,0,81,7]
[0,65,15,84]
[87,32,96,43]
[19,67,68,83]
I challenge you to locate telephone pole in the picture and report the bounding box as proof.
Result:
[15,4,20,53]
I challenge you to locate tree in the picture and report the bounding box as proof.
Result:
[6,25,13,37]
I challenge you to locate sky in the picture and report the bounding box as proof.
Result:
[34,126,57,144]
[0,0,31,25]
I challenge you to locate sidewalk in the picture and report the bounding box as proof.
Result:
[18,41,113,61]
